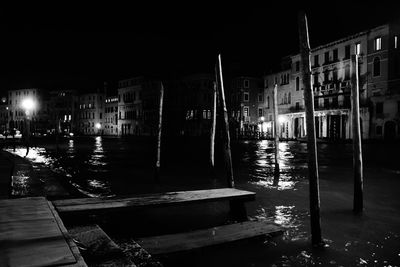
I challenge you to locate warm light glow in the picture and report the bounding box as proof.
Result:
[95,123,101,129]
[21,98,36,113]
[278,115,287,124]
[260,116,265,121]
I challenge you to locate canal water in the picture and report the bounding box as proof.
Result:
[7,137,400,266]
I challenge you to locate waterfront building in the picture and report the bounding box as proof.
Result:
[48,90,78,135]
[7,88,50,134]
[180,74,214,136]
[117,77,162,136]
[228,76,268,138]
[261,19,400,140]
[77,92,105,135]
[104,96,118,135]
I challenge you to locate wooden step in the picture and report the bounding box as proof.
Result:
[136,220,283,255]
[53,188,255,214]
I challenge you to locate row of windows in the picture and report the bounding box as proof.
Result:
[9,90,36,97]
[185,110,212,120]
[105,106,117,113]
[80,112,102,119]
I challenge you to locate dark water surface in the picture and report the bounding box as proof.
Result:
[9,137,400,266]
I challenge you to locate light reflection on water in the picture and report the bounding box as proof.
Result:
[247,140,303,190]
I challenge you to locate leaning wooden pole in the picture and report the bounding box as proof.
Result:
[155,82,164,181]
[210,81,217,169]
[351,55,364,213]
[216,54,234,188]
[273,84,280,176]
[298,11,323,246]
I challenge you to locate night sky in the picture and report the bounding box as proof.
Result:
[1,2,399,93]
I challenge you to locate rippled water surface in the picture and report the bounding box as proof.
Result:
[7,137,400,266]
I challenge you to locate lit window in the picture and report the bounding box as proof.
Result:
[374,37,381,51]
[355,43,361,55]
[243,107,249,117]
[395,36,398,49]
[258,108,263,117]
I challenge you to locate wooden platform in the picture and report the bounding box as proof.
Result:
[136,220,283,255]
[53,188,256,214]
[0,197,86,267]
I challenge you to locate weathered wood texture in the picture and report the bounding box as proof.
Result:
[53,188,256,214]
[136,220,283,255]
[298,11,323,245]
[351,55,364,213]
[0,197,86,267]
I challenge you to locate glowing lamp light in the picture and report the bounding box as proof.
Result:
[21,98,36,115]
[278,115,287,124]
[260,116,265,122]
[95,123,101,129]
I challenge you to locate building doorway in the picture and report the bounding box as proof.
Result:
[384,121,396,140]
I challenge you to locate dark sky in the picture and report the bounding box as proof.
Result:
[1,2,399,93]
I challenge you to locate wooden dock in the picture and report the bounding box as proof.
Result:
[53,188,256,214]
[137,220,283,255]
[0,197,86,267]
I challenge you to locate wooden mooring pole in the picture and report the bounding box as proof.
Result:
[298,11,323,246]
[351,55,364,213]
[216,54,234,188]
[155,82,164,181]
[210,81,217,169]
[273,84,280,176]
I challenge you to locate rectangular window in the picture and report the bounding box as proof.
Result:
[355,43,361,55]
[376,126,383,135]
[376,102,383,114]
[243,106,249,117]
[345,45,350,59]
[314,55,319,66]
[264,79,268,88]
[295,61,300,72]
[395,36,398,49]
[295,102,300,110]
[374,37,382,51]
[258,93,263,102]
[333,49,338,61]
[258,108,263,117]
[324,71,329,83]
[243,92,249,102]
[324,51,329,64]
[244,80,249,88]
[324,98,329,108]
[296,77,300,91]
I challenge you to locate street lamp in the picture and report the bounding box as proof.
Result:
[21,98,36,156]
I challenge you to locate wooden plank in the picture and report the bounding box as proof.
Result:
[136,220,283,255]
[53,188,256,214]
[0,197,80,267]
[47,201,87,267]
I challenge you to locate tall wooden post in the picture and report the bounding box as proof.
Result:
[210,81,217,169]
[216,54,234,188]
[56,118,60,153]
[155,82,164,181]
[298,11,323,246]
[25,117,30,157]
[273,84,280,176]
[351,55,364,213]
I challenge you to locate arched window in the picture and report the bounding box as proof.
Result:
[373,57,381,76]
[288,92,291,104]
[284,93,287,104]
